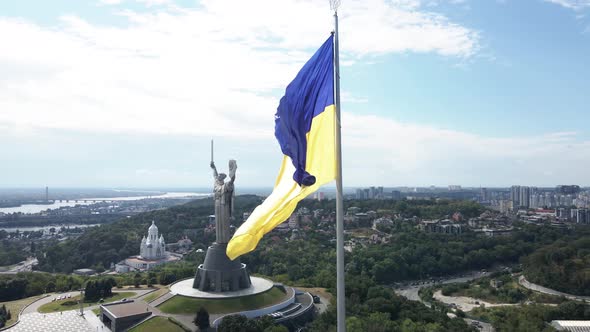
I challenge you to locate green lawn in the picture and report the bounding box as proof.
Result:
[128,316,186,332]
[158,287,287,314]
[143,287,169,303]
[38,292,136,313]
[0,295,45,327]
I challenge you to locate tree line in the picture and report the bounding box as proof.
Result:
[84,278,116,301]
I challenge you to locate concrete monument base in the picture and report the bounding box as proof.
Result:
[193,242,251,292]
[170,276,274,299]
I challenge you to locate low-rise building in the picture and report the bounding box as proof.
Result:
[420,220,463,234]
[373,217,393,228]
[100,300,153,332]
[481,226,513,237]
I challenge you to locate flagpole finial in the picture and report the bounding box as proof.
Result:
[329,0,341,11]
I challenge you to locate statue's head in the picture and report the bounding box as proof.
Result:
[217,173,227,182]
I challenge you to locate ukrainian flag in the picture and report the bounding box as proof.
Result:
[227,35,336,260]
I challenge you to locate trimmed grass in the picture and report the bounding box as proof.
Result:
[158,287,288,315]
[143,287,169,303]
[0,295,45,326]
[38,292,136,313]
[128,316,186,332]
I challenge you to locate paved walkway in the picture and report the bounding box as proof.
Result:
[22,289,153,315]
[149,292,174,307]
[170,277,273,299]
[519,276,590,303]
[6,311,94,332]
[22,291,82,315]
[5,289,155,332]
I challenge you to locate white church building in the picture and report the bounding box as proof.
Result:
[115,221,180,273]
[140,221,166,260]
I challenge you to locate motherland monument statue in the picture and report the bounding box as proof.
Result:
[192,141,252,292]
[210,159,236,244]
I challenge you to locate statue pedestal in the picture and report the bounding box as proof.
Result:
[193,242,252,292]
[171,276,273,299]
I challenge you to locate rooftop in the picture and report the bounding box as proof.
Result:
[102,300,152,318]
[551,320,590,332]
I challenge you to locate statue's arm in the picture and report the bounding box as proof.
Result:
[210,161,218,179]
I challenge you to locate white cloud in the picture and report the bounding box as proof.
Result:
[99,0,172,5]
[135,0,172,7]
[16,0,590,187]
[545,0,590,10]
[0,0,479,140]
[341,114,590,186]
[99,0,123,5]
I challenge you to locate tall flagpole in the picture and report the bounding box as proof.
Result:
[332,2,346,331]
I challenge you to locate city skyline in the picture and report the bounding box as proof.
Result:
[1,0,590,188]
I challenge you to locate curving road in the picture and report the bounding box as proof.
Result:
[518,276,590,303]
[392,270,489,304]
[392,270,496,332]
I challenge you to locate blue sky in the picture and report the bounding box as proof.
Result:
[0,0,589,188]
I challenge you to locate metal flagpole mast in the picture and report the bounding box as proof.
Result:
[331,1,345,331]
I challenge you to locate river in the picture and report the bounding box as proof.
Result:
[0,191,209,214]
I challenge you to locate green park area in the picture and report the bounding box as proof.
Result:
[158,287,287,314]
[128,316,187,332]
[0,295,44,327]
[38,291,136,313]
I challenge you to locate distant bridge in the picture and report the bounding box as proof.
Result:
[57,199,116,203]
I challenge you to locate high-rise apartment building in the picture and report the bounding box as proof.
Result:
[355,189,364,200]
[480,187,488,202]
[519,186,530,208]
[511,185,521,208]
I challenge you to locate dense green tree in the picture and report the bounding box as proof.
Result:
[133,273,141,288]
[263,326,288,332]
[218,315,259,332]
[194,307,210,330]
[523,233,590,295]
